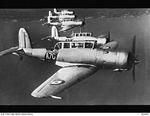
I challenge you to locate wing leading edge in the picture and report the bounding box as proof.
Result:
[31,65,98,99]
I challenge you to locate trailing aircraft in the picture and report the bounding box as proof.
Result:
[0,28,140,99]
[41,26,118,50]
[49,11,75,20]
[40,10,75,23]
[53,8,74,15]
[43,18,84,32]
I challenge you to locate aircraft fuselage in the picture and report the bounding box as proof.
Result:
[56,48,128,69]
[22,48,128,70]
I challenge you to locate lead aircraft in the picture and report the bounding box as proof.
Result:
[41,8,84,32]
[0,28,140,99]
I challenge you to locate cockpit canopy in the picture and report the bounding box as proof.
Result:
[71,32,92,37]
[54,41,95,50]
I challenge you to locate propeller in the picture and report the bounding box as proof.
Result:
[78,18,86,32]
[104,31,111,43]
[80,16,93,30]
[82,17,86,26]
[79,17,92,32]
[127,35,140,82]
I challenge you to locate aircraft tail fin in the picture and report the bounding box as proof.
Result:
[18,28,32,49]
[47,15,53,24]
[47,11,52,24]
[49,11,52,16]
[0,28,31,59]
[51,26,58,38]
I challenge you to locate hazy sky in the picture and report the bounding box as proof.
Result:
[0,9,149,105]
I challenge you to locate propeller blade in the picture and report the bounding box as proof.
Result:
[131,35,137,82]
[132,35,136,56]
[107,31,111,42]
[83,18,86,26]
[80,17,86,32]
[132,63,135,82]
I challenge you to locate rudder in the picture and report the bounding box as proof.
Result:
[51,26,58,38]
[18,28,31,48]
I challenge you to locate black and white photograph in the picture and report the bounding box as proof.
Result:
[0,8,148,106]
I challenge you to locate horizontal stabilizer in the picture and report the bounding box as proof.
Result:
[0,46,18,57]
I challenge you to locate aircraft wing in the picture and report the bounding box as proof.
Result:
[31,65,98,99]
[0,46,19,56]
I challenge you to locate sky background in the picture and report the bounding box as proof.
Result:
[0,9,149,105]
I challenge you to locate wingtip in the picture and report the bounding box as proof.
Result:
[31,91,62,100]
[31,88,45,98]
[31,91,41,98]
